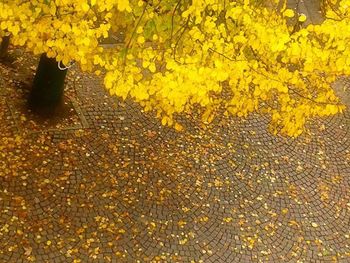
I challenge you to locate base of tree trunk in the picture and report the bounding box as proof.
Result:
[28,54,68,112]
[0,36,10,59]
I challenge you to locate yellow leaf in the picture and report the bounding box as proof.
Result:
[281,208,288,214]
[299,14,307,22]
[311,222,318,228]
[174,123,183,131]
[247,237,256,249]
[223,217,233,223]
[12,24,20,36]
[289,220,299,227]
[161,116,167,126]
[149,62,156,73]
[118,0,131,12]
[82,3,90,12]
[179,238,188,245]
[283,9,295,18]
[137,36,145,44]
[24,247,32,256]
[136,26,143,34]
[177,220,187,227]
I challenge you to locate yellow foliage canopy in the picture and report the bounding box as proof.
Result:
[1,0,349,136]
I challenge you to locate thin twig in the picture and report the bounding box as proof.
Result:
[172,17,190,62]
[125,3,148,49]
[170,0,182,43]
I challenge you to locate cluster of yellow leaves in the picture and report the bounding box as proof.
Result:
[0,0,131,70]
[1,0,350,136]
[104,0,348,136]
[321,0,350,19]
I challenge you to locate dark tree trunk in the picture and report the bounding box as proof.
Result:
[0,36,10,59]
[29,53,68,111]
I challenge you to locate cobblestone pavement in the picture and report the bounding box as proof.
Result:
[1,49,350,263]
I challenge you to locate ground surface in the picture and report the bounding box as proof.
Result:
[1,3,350,262]
[1,47,350,263]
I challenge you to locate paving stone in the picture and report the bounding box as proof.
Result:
[1,2,350,261]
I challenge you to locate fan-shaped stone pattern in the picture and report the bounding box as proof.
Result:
[2,53,350,262]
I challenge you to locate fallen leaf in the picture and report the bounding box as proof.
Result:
[179,238,188,245]
[24,246,32,256]
[223,217,233,223]
[311,222,319,228]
